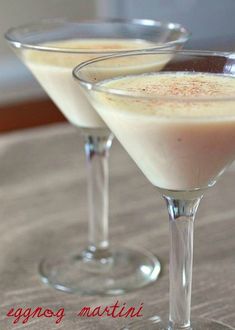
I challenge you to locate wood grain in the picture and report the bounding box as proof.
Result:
[0,124,234,329]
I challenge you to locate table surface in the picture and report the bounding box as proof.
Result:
[0,124,234,330]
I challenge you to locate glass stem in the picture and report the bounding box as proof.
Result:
[82,128,113,259]
[163,193,203,330]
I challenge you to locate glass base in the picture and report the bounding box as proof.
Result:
[39,246,161,295]
[121,316,234,330]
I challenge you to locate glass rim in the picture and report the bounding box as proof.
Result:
[4,17,189,54]
[73,49,235,103]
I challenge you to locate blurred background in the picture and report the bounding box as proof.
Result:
[1,0,235,131]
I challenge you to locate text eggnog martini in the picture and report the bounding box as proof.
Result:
[74,50,235,329]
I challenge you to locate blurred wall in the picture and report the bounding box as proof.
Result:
[0,0,96,105]
[2,0,235,105]
[97,0,235,49]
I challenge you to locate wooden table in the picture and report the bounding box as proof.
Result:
[0,124,234,329]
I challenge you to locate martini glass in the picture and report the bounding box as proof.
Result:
[4,19,189,295]
[74,50,235,328]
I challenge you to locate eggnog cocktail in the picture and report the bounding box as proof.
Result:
[24,38,158,128]
[6,20,189,296]
[74,50,235,329]
[92,72,235,190]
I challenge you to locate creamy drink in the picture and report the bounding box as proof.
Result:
[74,50,235,330]
[6,20,190,297]
[91,72,235,190]
[23,39,158,128]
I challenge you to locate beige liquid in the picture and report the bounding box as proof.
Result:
[23,39,160,128]
[92,72,235,190]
